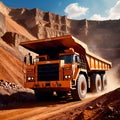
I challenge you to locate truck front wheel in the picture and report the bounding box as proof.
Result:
[90,74,102,92]
[71,74,87,100]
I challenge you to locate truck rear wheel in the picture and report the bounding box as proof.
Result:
[71,74,87,100]
[90,74,102,92]
[101,74,107,90]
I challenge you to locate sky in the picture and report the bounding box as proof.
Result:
[1,0,120,20]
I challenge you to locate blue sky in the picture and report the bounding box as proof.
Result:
[1,0,120,20]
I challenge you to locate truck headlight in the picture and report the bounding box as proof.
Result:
[64,75,71,79]
[65,75,68,79]
[28,77,31,81]
[27,77,34,81]
[68,75,71,78]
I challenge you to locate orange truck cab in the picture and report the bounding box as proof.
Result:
[20,35,112,100]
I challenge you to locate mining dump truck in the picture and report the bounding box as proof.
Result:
[20,35,112,100]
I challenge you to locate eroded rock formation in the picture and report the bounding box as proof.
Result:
[2,32,29,48]
[9,8,70,39]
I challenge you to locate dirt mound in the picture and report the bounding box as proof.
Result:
[81,88,120,120]
[0,79,23,94]
[0,79,35,108]
[48,88,120,120]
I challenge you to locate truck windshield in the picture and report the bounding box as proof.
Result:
[60,55,73,64]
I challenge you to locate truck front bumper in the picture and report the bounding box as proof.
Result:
[24,80,71,91]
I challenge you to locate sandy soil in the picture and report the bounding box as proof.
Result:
[0,88,119,120]
[0,96,96,120]
[0,41,24,84]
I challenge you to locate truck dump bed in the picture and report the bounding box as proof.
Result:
[20,35,111,71]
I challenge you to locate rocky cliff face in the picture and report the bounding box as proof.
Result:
[0,2,120,84]
[84,20,120,62]
[9,7,70,39]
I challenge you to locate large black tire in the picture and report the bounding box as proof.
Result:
[101,74,107,90]
[71,74,87,100]
[90,74,102,92]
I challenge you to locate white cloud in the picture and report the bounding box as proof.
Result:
[108,0,120,19]
[90,0,120,20]
[64,3,88,19]
[90,14,107,20]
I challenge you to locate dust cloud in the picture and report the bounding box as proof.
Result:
[106,63,120,91]
[86,35,120,91]
[86,40,120,99]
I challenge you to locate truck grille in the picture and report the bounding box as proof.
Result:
[37,63,59,81]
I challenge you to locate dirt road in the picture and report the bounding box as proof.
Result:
[0,88,120,120]
[0,95,97,120]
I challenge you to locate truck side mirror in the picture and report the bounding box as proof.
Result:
[24,54,33,65]
[24,56,26,64]
[30,56,32,64]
